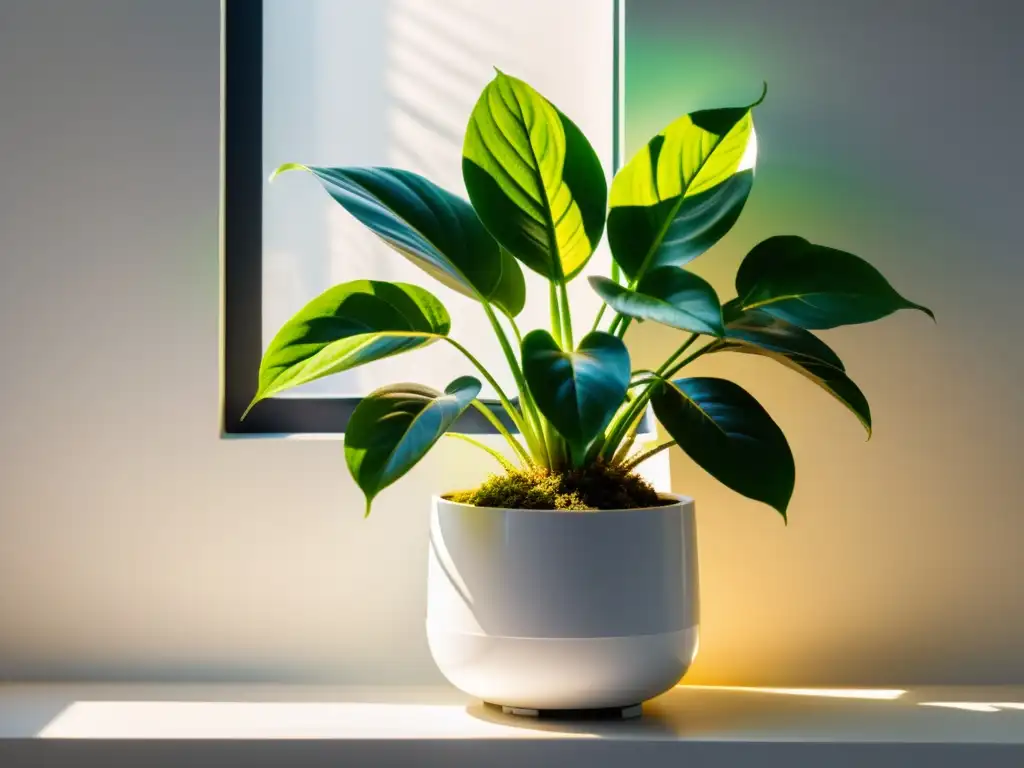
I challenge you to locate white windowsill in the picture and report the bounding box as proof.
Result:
[1,683,1021,767]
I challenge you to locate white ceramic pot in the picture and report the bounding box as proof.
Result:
[426,494,699,711]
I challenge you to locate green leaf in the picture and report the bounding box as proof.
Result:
[719,303,871,436]
[344,376,481,514]
[462,71,607,281]
[522,330,631,460]
[589,266,724,336]
[651,377,794,518]
[607,92,762,283]
[734,235,934,329]
[272,164,526,317]
[248,280,450,411]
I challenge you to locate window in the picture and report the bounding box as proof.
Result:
[223,0,625,435]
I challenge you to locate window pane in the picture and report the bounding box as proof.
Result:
[262,0,617,399]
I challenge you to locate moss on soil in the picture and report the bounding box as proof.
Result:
[447,462,666,511]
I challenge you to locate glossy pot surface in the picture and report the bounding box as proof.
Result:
[426,494,699,710]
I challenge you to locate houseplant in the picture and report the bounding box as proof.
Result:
[246,72,931,714]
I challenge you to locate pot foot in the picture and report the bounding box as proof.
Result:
[492,703,643,720]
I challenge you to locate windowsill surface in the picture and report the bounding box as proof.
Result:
[1,683,1021,767]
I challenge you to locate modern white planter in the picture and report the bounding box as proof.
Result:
[426,494,699,714]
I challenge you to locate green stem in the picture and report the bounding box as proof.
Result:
[520,385,552,468]
[658,333,699,376]
[662,339,722,381]
[612,406,650,465]
[602,395,648,461]
[470,400,532,467]
[605,343,714,459]
[558,281,573,349]
[480,303,544,457]
[623,440,677,472]
[503,311,524,346]
[603,334,705,460]
[539,414,566,471]
[549,281,564,348]
[590,303,608,333]
[442,336,526,431]
[444,432,518,473]
[616,316,633,339]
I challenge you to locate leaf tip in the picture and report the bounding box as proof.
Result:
[269,162,307,184]
[751,81,768,109]
[240,396,260,421]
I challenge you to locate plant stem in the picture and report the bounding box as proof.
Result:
[558,281,573,349]
[658,333,699,376]
[601,394,649,462]
[444,432,518,473]
[539,414,565,471]
[503,311,523,346]
[480,303,544,456]
[603,334,704,461]
[590,303,608,333]
[612,406,650,464]
[549,281,564,348]
[605,338,721,460]
[662,339,722,380]
[623,440,677,471]
[469,400,533,467]
[442,335,525,429]
[616,316,633,339]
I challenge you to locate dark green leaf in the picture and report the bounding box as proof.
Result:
[271,164,525,317]
[607,95,761,283]
[734,235,934,329]
[651,377,794,518]
[344,376,481,514]
[589,266,724,336]
[719,303,871,435]
[247,280,450,413]
[462,71,607,281]
[522,330,630,460]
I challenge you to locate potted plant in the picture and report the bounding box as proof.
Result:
[245,72,931,716]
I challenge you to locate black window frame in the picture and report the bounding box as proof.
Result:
[222,0,628,437]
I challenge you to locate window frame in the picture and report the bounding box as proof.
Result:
[221,0,628,437]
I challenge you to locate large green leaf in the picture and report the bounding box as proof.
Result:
[247,280,450,413]
[344,377,481,514]
[522,330,631,460]
[589,266,724,336]
[734,235,934,329]
[272,164,525,317]
[462,71,607,281]
[719,303,871,435]
[607,93,761,283]
[651,377,794,518]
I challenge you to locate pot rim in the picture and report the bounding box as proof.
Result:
[433,492,693,515]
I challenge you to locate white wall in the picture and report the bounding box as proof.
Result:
[0,0,660,685]
[0,0,1020,686]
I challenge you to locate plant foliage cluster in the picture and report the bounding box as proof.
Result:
[246,72,931,519]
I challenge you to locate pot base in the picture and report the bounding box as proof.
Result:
[428,626,697,711]
[492,703,643,720]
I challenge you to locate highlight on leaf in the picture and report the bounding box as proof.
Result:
[607,86,764,285]
[246,280,451,416]
[462,70,607,282]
